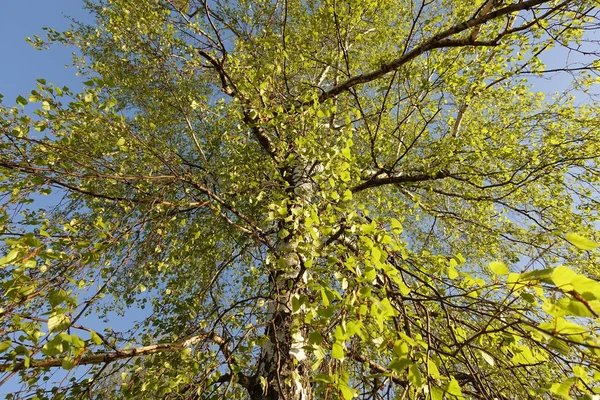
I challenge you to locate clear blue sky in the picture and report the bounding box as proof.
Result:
[0,1,92,106]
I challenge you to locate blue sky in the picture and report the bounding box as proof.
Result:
[0,1,91,106]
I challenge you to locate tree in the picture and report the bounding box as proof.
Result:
[1,0,600,398]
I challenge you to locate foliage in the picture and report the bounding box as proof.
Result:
[1,0,600,399]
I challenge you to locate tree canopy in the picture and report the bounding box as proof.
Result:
[1,0,600,399]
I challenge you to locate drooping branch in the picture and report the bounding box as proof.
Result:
[0,158,267,239]
[0,160,208,209]
[0,332,227,373]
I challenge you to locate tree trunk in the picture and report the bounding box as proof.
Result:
[251,291,312,400]
[250,162,319,400]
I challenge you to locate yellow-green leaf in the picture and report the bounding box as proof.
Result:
[0,340,12,353]
[332,342,344,359]
[90,331,103,345]
[446,377,464,399]
[428,359,441,378]
[489,261,509,276]
[565,233,599,250]
[549,378,576,400]
[339,383,357,400]
[48,314,70,333]
[447,266,458,279]
[391,218,402,234]
[480,351,495,366]
[62,357,75,370]
[389,357,411,373]
[0,249,19,266]
[408,364,422,387]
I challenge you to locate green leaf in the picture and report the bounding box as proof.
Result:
[62,357,75,370]
[291,295,302,313]
[446,377,464,399]
[0,340,12,353]
[428,359,441,378]
[408,364,422,387]
[565,233,599,250]
[333,326,345,341]
[431,387,445,400]
[42,337,65,356]
[314,374,332,383]
[551,266,577,290]
[391,218,402,234]
[393,341,409,358]
[308,331,323,345]
[364,266,376,281]
[16,95,28,106]
[539,318,588,335]
[332,342,344,359]
[549,378,575,399]
[371,246,382,264]
[447,265,458,279]
[48,314,70,333]
[317,307,335,318]
[480,351,495,366]
[0,249,19,266]
[320,288,330,307]
[342,146,351,160]
[555,297,599,317]
[339,384,357,400]
[489,261,509,275]
[389,357,411,373]
[90,331,103,345]
[49,289,69,308]
[550,267,600,300]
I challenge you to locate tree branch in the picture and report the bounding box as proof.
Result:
[0,332,226,373]
[0,161,208,209]
[352,170,451,193]
[318,0,552,102]
[349,353,408,386]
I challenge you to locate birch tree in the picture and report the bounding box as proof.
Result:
[2,0,600,399]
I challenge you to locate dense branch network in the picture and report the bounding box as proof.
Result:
[1,0,599,399]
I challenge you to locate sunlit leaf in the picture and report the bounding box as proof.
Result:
[565,233,599,250]
[489,261,509,276]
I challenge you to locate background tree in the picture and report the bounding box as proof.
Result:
[1,0,600,399]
